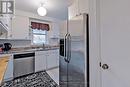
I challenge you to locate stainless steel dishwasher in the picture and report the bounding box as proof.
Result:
[14,52,35,78]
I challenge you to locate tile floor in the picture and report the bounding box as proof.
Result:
[47,68,59,85]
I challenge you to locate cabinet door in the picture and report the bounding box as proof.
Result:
[68,0,88,19]
[55,50,59,66]
[68,0,79,19]
[0,17,11,39]
[35,51,47,72]
[79,0,88,14]
[4,55,13,81]
[11,15,29,39]
[46,50,59,69]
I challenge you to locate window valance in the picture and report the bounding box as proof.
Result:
[31,22,50,31]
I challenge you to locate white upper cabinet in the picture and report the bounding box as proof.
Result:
[68,0,88,19]
[78,0,88,14]
[68,0,79,19]
[11,15,30,39]
[0,17,11,39]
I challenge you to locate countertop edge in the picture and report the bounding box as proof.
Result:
[0,56,10,85]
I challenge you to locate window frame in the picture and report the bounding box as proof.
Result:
[30,19,51,45]
[32,29,47,45]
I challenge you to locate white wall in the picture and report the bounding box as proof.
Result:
[15,10,61,23]
[16,10,60,46]
[0,10,61,47]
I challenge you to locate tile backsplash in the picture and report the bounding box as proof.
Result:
[0,39,31,48]
[0,38,59,48]
[49,38,59,45]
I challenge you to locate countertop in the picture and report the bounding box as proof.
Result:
[0,56,9,85]
[0,45,59,54]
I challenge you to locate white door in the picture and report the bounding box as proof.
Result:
[100,0,130,87]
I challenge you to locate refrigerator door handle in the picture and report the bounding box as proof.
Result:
[64,33,68,62]
[67,34,71,63]
[69,34,71,62]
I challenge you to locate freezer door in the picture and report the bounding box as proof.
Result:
[68,15,84,37]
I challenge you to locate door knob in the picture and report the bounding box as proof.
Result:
[102,64,109,70]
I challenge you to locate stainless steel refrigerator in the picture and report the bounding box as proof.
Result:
[60,14,89,87]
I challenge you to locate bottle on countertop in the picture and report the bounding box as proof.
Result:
[0,44,3,52]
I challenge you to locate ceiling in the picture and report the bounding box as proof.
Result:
[15,0,74,20]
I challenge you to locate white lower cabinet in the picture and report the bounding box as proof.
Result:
[46,50,59,69]
[35,49,59,72]
[4,55,13,81]
[35,51,47,72]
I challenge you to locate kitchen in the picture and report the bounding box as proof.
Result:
[0,0,65,87]
[1,0,130,87]
[0,0,89,87]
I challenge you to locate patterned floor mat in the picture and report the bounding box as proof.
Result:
[1,71,58,87]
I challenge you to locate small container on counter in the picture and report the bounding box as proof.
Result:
[0,44,3,52]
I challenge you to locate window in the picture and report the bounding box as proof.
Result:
[32,29,47,44]
[31,21,50,45]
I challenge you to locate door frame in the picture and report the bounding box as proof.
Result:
[89,0,101,87]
